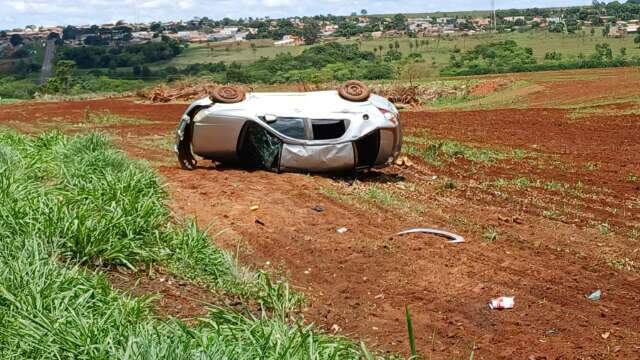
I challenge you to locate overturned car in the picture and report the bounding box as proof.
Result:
[175,81,402,173]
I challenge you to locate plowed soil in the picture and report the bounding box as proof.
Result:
[1,67,639,359]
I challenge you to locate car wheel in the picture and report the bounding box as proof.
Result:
[211,86,246,104]
[338,80,371,102]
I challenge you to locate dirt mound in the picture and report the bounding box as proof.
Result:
[138,79,253,103]
[371,83,470,108]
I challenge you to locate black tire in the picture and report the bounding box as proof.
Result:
[177,120,197,170]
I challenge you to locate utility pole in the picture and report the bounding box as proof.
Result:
[492,0,497,33]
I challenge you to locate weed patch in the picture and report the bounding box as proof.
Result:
[404,134,527,166]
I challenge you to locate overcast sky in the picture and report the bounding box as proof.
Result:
[1,0,591,29]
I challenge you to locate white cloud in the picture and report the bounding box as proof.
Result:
[262,0,294,7]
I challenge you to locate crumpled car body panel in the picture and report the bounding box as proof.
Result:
[175,90,402,173]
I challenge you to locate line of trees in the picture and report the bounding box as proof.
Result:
[58,37,184,69]
[442,39,640,76]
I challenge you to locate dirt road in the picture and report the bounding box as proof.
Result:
[1,68,639,359]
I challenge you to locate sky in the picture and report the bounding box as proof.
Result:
[1,0,592,30]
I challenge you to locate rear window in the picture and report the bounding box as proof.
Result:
[311,120,347,140]
[270,117,306,139]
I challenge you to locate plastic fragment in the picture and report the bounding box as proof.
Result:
[250,205,259,211]
[489,296,515,310]
[396,228,465,244]
[587,289,601,301]
[337,227,348,234]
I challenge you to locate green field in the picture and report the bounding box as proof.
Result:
[160,29,640,81]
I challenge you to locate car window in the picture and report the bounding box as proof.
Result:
[269,117,306,139]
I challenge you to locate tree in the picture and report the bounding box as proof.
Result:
[9,34,23,47]
[590,27,596,36]
[150,22,163,32]
[42,60,76,94]
[62,26,79,41]
[302,19,321,45]
[360,9,368,16]
[595,43,613,60]
[635,33,640,47]
[0,30,8,39]
[391,14,407,31]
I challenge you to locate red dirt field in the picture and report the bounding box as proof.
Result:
[1,68,639,359]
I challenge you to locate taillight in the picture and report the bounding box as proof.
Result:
[377,107,399,125]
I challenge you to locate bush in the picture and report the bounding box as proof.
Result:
[0,76,38,99]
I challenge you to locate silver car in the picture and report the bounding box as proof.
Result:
[175,82,402,173]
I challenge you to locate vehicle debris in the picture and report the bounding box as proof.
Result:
[255,219,265,226]
[250,205,259,211]
[337,227,349,234]
[587,289,602,301]
[395,155,414,167]
[175,81,402,173]
[396,228,465,244]
[489,296,515,310]
[311,205,325,213]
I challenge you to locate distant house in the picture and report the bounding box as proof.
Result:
[130,31,153,44]
[322,25,338,36]
[609,25,627,37]
[408,18,432,31]
[220,27,239,35]
[384,29,405,37]
[627,24,639,33]
[177,31,208,42]
[471,18,491,27]
[177,31,192,41]
[370,31,383,39]
[274,35,303,47]
[503,16,525,22]
[207,33,233,42]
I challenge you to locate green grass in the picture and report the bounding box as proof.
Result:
[0,129,388,359]
[597,222,611,236]
[404,134,527,166]
[482,226,498,242]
